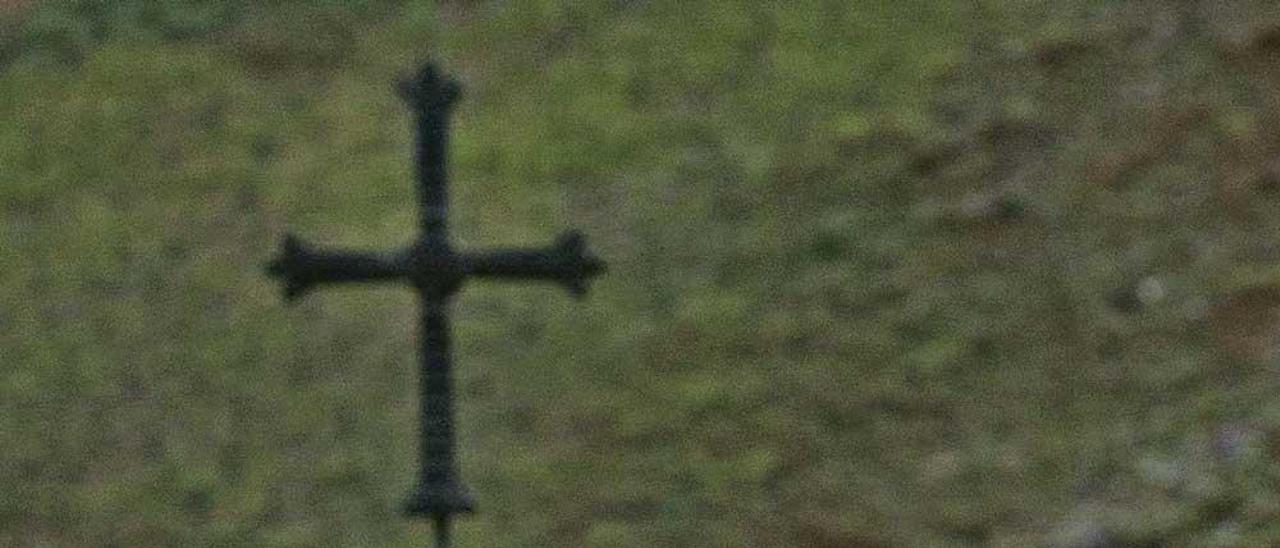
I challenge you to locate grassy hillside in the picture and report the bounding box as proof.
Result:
[5,1,1280,546]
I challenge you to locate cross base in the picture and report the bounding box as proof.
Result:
[404,480,476,517]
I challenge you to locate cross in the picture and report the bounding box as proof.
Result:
[265,62,605,547]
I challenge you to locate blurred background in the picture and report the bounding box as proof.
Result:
[4,1,1280,546]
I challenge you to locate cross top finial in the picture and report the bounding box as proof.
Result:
[398,62,462,111]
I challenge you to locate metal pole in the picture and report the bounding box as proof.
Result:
[434,514,451,548]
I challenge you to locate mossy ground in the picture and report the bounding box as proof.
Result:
[5,2,1280,546]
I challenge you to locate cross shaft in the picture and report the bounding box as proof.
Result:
[266,63,604,546]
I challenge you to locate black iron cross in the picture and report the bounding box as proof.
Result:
[265,63,605,547]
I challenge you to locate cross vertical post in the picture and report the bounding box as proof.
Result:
[399,63,473,529]
[266,62,606,548]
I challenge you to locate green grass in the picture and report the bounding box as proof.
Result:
[5,1,1280,546]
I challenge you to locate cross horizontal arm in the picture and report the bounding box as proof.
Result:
[266,234,408,301]
[460,231,606,298]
